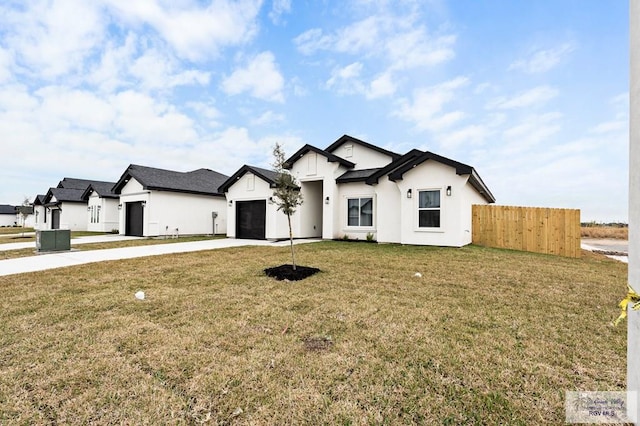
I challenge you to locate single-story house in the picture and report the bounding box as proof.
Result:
[221,134,495,247]
[0,204,17,227]
[112,164,229,237]
[41,177,118,231]
[81,181,119,233]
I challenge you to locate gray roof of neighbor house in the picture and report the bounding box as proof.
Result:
[0,204,16,214]
[32,194,46,206]
[218,165,281,193]
[112,164,229,196]
[44,188,87,205]
[58,177,115,190]
[81,181,119,200]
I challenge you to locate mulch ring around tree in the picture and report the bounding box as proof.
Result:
[264,264,320,281]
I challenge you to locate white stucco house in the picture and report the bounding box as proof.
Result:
[112,164,228,237]
[220,135,495,247]
[40,178,118,231]
[0,205,17,227]
[81,182,119,233]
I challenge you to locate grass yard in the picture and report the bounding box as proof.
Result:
[0,242,628,424]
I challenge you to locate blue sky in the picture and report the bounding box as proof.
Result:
[0,0,629,222]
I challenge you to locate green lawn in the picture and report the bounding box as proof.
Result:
[0,242,628,424]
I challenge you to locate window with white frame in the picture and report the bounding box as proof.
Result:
[347,197,373,227]
[418,190,440,228]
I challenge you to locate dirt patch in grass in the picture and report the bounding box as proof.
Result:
[264,264,320,281]
[303,335,333,351]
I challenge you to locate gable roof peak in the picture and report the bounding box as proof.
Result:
[325,134,401,160]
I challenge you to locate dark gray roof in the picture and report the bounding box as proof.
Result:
[58,177,115,190]
[219,165,281,193]
[0,204,16,214]
[81,181,118,200]
[44,188,87,205]
[113,164,228,196]
[335,168,381,183]
[33,194,46,205]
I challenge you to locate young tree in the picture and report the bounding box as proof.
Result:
[272,143,303,270]
[17,196,31,237]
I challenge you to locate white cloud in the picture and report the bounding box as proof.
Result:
[326,62,364,95]
[129,48,210,91]
[509,42,575,73]
[0,0,106,79]
[269,0,292,24]
[251,110,286,126]
[366,72,397,99]
[487,86,558,110]
[394,77,469,132]
[221,51,285,102]
[501,112,563,154]
[104,0,262,61]
[293,11,455,70]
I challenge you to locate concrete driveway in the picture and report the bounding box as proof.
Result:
[581,238,628,263]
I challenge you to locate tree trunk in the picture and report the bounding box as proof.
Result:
[287,213,296,270]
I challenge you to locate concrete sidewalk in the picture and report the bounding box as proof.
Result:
[0,238,319,277]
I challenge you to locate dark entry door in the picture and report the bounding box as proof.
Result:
[236,200,266,239]
[125,202,144,237]
[51,209,60,229]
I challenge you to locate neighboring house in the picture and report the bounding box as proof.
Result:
[32,195,47,230]
[81,181,119,233]
[15,204,35,228]
[112,164,229,237]
[221,134,495,247]
[42,187,89,230]
[0,204,16,227]
[41,177,118,231]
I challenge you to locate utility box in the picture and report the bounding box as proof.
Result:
[36,229,71,252]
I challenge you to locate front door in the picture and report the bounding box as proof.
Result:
[51,209,60,229]
[125,202,144,237]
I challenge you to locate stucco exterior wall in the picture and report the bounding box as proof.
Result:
[33,205,46,230]
[87,191,119,233]
[0,214,15,227]
[394,161,479,247]
[58,203,89,231]
[336,182,377,240]
[118,178,226,237]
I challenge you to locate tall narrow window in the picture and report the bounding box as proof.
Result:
[418,190,440,228]
[347,197,373,227]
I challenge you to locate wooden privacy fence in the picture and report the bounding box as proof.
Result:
[472,205,581,258]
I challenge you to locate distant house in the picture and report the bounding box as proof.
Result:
[42,178,118,231]
[32,195,47,230]
[0,204,16,227]
[221,135,495,247]
[81,181,119,233]
[112,164,229,237]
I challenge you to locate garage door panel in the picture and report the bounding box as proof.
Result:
[236,200,266,240]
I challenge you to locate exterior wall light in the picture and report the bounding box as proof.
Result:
[268,196,274,204]
[446,186,452,196]
[228,200,233,206]
[407,189,412,199]
[118,204,122,210]
[141,201,146,207]
[325,196,330,204]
